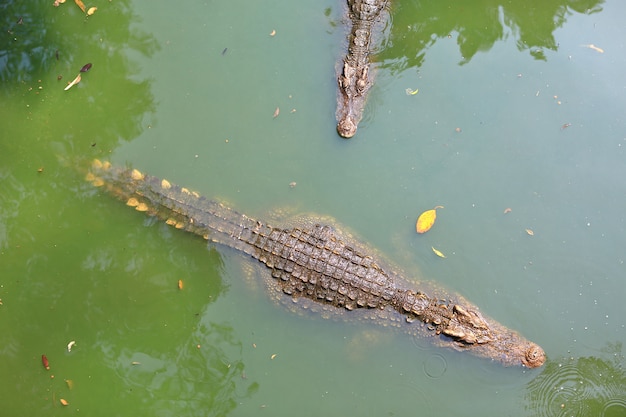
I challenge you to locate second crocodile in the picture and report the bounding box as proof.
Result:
[336,0,389,138]
[86,160,546,368]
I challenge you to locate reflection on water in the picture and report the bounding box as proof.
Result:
[1,0,625,415]
[526,342,626,417]
[0,0,158,152]
[381,0,604,71]
[100,320,259,417]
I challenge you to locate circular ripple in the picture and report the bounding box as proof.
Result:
[423,353,448,379]
[526,349,626,417]
[410,332,433,352]
[602,399,626,417]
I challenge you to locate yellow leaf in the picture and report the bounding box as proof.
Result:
[74,0,86,13]
[431,246,446,258]
[416,205,444,234]
[87,6,97,15]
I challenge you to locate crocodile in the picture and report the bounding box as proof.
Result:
[336,0,389,138]
[86,160,546,368]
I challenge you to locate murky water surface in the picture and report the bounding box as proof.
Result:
[1,0,625,415]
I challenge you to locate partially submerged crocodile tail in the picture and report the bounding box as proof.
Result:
[85,159,263,254]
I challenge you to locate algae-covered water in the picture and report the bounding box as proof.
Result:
[1,0,625,416]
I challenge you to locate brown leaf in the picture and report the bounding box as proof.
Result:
[74,0,86,13]
[42,354,50,370]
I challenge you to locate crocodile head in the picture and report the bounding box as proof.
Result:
[336,61,370,138]
[441,304,546,368]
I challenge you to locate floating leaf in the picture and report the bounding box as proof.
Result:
[42,354,50,370]
[273,107,280,118]
[431,246,446,258]
[581,44,604,53]
[178,279,183,290]
[416,205,444,234]
[74,0,86,13]
[80,63,92,72]
[87,6,97,15]
[64,74,81,91]
[503,207,512,214]
[67,340,76,352]
[525,228,534,236]
[405,88,419,95]
[60,399,69,406]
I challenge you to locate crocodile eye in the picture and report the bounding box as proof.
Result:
[523,344,546,368]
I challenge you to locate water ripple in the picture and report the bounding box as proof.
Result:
[423,353,448,379]
[526,343,625,417]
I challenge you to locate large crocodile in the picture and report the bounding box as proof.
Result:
[86,160,546,368]
[336,0,389,138]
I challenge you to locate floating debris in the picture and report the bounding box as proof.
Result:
[42,355,50,370]
[86,6,97,16]
[60,399,69,406]
[80,63,92,72]
[581,44,604,53]
[416,206,444,234]
[64,74,81,91]
[431,246,446,258]
[525,228,534,236]
[74,0,86,13]
[405,88,419,95]
[273,107,280,118]
[67,340,76,352]
[503,207,512,214]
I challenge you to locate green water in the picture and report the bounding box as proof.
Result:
[1,0,625,415]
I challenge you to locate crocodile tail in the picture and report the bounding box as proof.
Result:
[85,159,266,254]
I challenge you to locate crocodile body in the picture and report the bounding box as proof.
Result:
[336,0,389,138]
[87,160,546,368]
